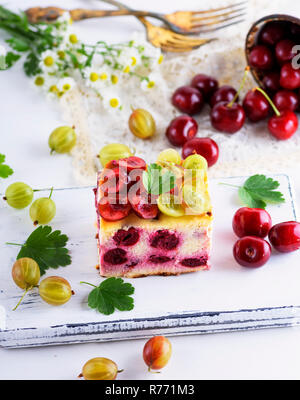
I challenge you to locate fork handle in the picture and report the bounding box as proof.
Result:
[99,0,158,28]
[25,6,157,23]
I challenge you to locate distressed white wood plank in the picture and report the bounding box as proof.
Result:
[0,175,299,348]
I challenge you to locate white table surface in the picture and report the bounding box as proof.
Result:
[1,0,300,380]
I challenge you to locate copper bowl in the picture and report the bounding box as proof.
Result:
[245,14,300,90]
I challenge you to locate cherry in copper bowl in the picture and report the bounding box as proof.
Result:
[246,15,300,100]
[273,90,299,112]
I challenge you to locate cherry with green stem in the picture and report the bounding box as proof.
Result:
[210,67,249,134]
[255,87,298,140]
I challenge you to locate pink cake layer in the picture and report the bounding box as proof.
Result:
[96,215,212,278]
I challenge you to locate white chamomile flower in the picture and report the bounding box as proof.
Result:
[117,47,140,74]
[33,75,46,88]
[57,77,75,93]
[40,50,58,72]
[56,12,72,26]
[141,72,159,91]
[110,71,121,86]
[102,91,122,111]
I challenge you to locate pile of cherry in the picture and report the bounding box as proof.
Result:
[166,20,300,166]
[232,207,300,268]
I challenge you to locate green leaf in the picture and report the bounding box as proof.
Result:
[6,37,29,52]
[5,52,20,68]
[87,278,134,315]
[244,174,280,191]
[143,163,175,196]
[238,187,266,209]
[23,52,40,76]
[0,153,13,178]
[238,174,285,208]
[16,225,71,275]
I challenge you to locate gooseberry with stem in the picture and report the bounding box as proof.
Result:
[11,257,40,311]
[143,336,172,372]
[29,187,56,225]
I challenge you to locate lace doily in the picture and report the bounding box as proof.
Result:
[60,0,300,185]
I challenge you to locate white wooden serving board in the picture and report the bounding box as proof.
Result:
[0,174,299,349]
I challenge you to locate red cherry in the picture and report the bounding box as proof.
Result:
[262,71,281,93]
[129,193,159,219]
[98,196,131,221]
[210,101,245,133]
[280,63,300,90]
[172,86,204,115]
[243,90,270,122]
[191,74,219,100]
[233,236,271,268]
[232,207,272,238]
[118,156,146,172]
[290,23,300,37]
[273,90,299,112]
[166,115,198,146]
[101,167,128,194]
[268,110,298,140]
[268,221,300,253]
[275,39,297,65]
[113,227,140,246]
[259,21,286,46]
[103,248,128,265]
[210,85,238,107]
[182,137,219,167]
[249,45,274,71]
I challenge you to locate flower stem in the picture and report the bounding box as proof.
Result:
[6,242,22,246]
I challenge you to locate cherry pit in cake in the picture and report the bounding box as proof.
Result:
[94,151,212,278]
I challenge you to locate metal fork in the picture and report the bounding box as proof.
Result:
[26,1,247,35]
[25,8,212,53]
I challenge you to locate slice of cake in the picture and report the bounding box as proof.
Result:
[95,153,212,278]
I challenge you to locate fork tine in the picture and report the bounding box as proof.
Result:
[191,7,247,23]
[190,18,245,34]
[168,33,214,46]
[190,1,247,16]
[191,12,247,29]
[164,36,215,51]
